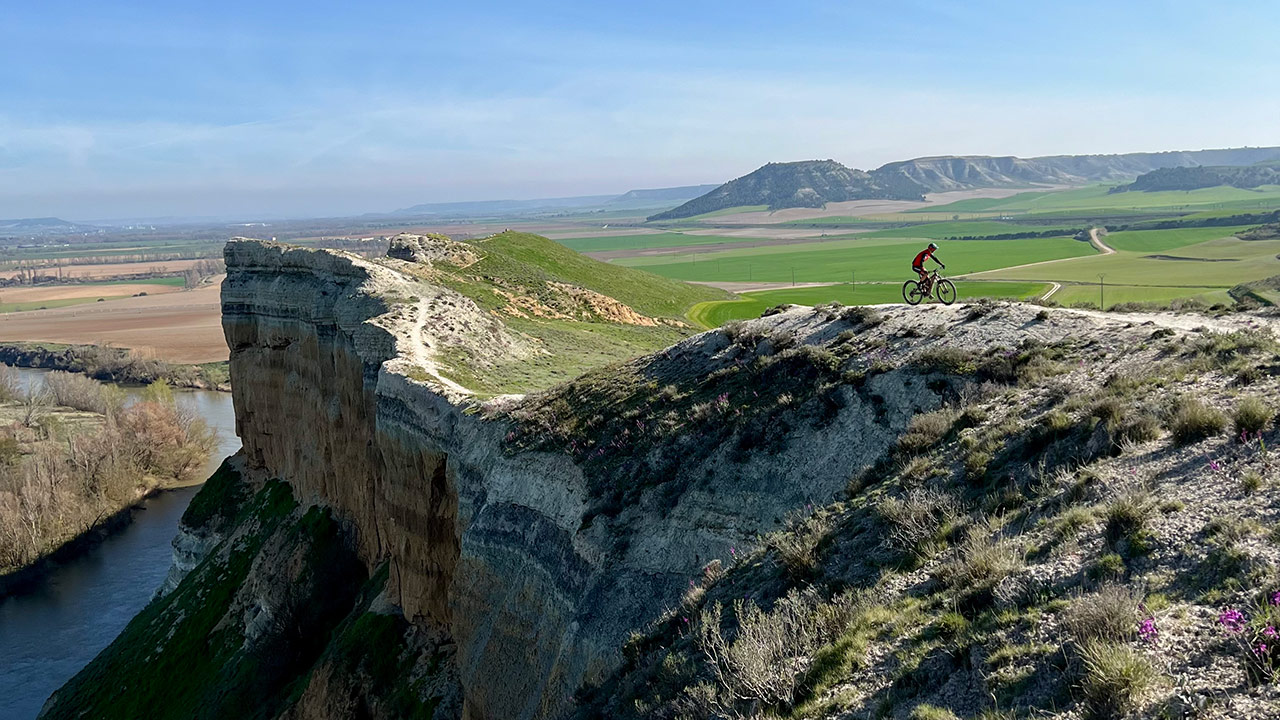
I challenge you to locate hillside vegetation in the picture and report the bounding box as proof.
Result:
[575,301,1280,720]
[0,372,214,590]
[382,231,728,393]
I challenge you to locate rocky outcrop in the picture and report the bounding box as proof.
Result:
[215,239,955,719]
[387,232,480,267]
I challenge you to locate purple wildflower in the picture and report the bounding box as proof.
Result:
[1265,626,1278,639]
[1138,617,1158,645]
[1209,460,1222,472]
[1271,591,1280,606]
[1219,608,1247,633]
[1257,643,1269,656]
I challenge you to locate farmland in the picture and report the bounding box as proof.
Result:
[542,179,1280,322]
[612,235,1095,283]
[918,184,1280,216]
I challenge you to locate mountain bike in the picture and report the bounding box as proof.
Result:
[902,270,957,306]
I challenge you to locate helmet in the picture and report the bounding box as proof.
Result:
[928,242,938,250]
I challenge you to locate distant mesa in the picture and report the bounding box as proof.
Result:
[1110,161,1280,193]
[647,160,925,222]
[649,146,1280,221]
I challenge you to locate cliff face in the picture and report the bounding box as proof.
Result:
[220,240,951,718]
[42,238,956,720]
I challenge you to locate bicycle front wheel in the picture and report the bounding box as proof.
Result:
[936,279,957,305]
[902,280,923,305]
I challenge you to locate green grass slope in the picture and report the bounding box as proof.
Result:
[406,231,730,394]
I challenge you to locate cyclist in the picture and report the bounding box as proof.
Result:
[912,242,945,292]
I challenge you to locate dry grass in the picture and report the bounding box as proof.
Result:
[1078,640,1156,719]
[768,509,833,578]
[1233,395,1274,437]
[1063,585,1143,643]
[1169,396,1227,445]
[878,489,960,560]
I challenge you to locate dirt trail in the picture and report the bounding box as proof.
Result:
[1040,282,1062,301]
[1089,227,1115,255]
[961,226,1112,280]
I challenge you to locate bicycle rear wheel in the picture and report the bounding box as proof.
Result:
[936,279,957,305]
[902,280,923,305]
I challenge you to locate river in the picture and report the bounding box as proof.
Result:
[0,367,239,719]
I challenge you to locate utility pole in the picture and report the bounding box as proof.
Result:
[791,267,796,286]
[1098,273,1106,310]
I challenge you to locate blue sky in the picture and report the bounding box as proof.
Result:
[2,1,1277,220]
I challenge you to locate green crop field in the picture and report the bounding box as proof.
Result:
[688,281,1048,326]
[613,235,1096,283]
[1101,225,1256,252]
[857,220,1078,240]
[555,232,768,253]
[977,234,1280,288]
[679,205,769,220]
[920,184,1280,216]
[1048,284,1232,309]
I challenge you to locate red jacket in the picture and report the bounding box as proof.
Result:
[912,247,935,269]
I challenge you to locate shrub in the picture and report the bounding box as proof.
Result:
[1063,585,1143,643]
[940,522,1023,607]
[1078,640,1156,719]
[1103,489,1155,551]
[909,705,960,720]
[965,298,998,321]
[1054,505,1095,539]
[1242,470,1265,493]
[896,409,955,456]
[878,489,960,559]
[1042,409,1073,436]
[768,509,833,578]
[1233,396,1274,437]
[841,305,884,327]
[917,347,979,375]
[1088,553,1126,582]
[43,371,121,415]
[1170,396,1227,445]
[0,366,19,402]
[1112,412,1162,447]
[697,590,823,708]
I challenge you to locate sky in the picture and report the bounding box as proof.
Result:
[2,1,1278,221]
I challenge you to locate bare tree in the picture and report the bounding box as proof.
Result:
[20,386,52,428]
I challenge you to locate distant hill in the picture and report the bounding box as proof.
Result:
[873,156,1079,193]
[0,217,97,237]
[392,184,718,218]
[647,160,925,221]
[1110,163,1280,193]
[1034,146,1280,182]
[652,146,1280,221]
[603,184,720,210]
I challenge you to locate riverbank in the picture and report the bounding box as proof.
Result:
[0,485,175,598]
[0,374,219,596]
[0,342,229,391]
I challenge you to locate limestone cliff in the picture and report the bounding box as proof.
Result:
[41,237,977,719]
